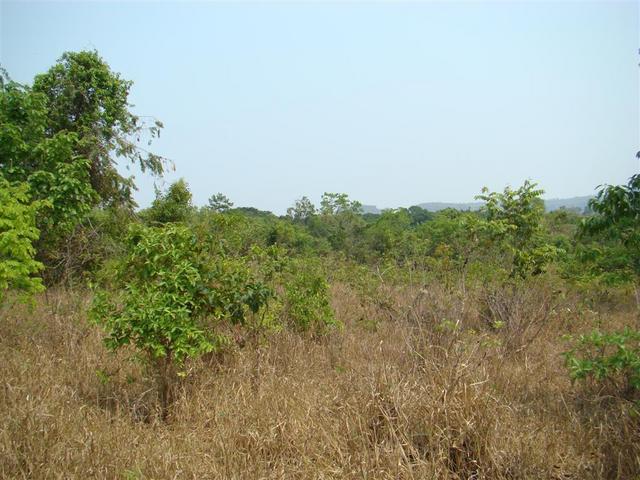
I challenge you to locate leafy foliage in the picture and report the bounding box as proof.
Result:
[32,50,165,207]
[564,328,640,395]
[415,210,488,274]
[266,220,328,254]
[319,192,363,216]
[363,209,413,260]
[0,74,98,250]
[476,180,560,278]
[0,175,45,303]
[90,223,275,362]
[287,196,317,223]
[282,259,339,334]
[207,193,234,213]
[90,222,278,417]
[309,192,366,253]
[406,205,434,226]
[1,51,166,281]
[91,224,219,362]
[562,175,640,401]
[579,174,640,289]
[143,179,194,225]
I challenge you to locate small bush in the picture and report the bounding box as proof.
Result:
[282,259,339,335]
[90,223,272,418]
[479,280,556,352]
[564,328,640,398]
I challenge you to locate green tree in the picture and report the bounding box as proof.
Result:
[364,209,413,260]
[0,72,98,251]
[90,223,272,419]
[31,50,165,207]
[319,192,362,215]
[143,179,194,225]
[1,52,165,280]
[310,192,365,254]
[287,196,317,223]
[416,209,493,286]
[406,205,434,226]
[207,192,234,213]
[266,220,327,254]
[476,180,559,278]
[580,174,640,308]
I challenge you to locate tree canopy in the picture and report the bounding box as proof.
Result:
[31,50,165,207]
[1,51,166,277]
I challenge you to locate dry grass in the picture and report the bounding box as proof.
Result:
[1,282,639,479]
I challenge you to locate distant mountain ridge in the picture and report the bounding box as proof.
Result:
[361,196,592,215]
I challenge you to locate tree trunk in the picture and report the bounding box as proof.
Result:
[155,353,173,421]
[249,328,263,394]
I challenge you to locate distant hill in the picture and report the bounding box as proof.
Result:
[230,206,276,218]
[542,196,593,212]
[361,196,592,215]
[361,205,383,214]
[417,201,482,212]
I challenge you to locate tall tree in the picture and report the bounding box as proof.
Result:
[0,71,98,253]
[208,193,234,213]
[31,50,165,208]
[1,51,166,279]
[286,196,316,223]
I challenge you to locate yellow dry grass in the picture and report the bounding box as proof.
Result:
[1,283,638,479]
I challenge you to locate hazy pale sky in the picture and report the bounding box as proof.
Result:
[1,1,638,213]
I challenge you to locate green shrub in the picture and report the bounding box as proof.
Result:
[564,328,640,397]
[0,176,45,303]
[476,180,561,279]
[90,223,272,418]
[142,179,194,225]
[578,174,640,310]
[282,259,339,335]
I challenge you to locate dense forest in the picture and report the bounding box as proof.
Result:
[1,51,639,478]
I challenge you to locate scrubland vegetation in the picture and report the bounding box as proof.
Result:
[1,51,639,479]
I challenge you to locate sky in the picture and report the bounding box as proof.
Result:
[1,1,638,213]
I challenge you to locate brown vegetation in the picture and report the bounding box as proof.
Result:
[1,282,638,479]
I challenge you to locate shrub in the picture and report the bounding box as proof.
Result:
[564,328,640,398]
[479,279,556,352]
[142,179,194,225]
[90,223,271,418]
[0,176,45,303]
[282,259,339,335]
[476,180,561,279]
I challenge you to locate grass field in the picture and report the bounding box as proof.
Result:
[2,281,638,479]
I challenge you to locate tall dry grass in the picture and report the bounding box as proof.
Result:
[1,281,638,479]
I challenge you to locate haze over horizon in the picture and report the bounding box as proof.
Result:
[2,1,638,214]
